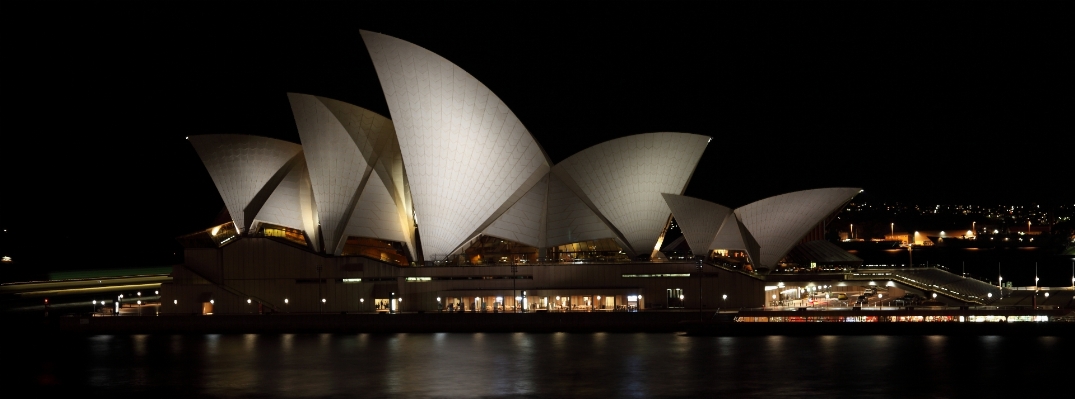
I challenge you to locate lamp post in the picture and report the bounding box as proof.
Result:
[908,242,914,267]
[512,264,518,313]
[696,258,704,321]
[437,297,442,313]
[890,223,894,239]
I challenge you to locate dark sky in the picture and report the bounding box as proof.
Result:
[1,1,1070,269]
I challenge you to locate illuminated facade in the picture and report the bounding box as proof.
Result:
[162,31,855,315]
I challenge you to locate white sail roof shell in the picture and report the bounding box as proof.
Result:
[289,93,372,253]
[660,194,732,257]
[545,173,618,248]
[554,133,709,254]
[341,170,408,246]
[709,213,761,267]
[188,134,303,233]
[734,187,860,267]
[361,30,550,258]
[481,174,548,248]
[317,95,416,258]
[253,153,310,232]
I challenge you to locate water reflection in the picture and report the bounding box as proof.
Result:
[17,333,1073,397]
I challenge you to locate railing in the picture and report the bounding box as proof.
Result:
[848,268,991,305]
[420,258,687,267]
[1006,286,1075,291]
[178,265,281,313]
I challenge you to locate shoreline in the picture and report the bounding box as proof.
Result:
[8,312,1074,336]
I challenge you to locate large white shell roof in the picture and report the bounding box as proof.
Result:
[361,30,551,258]
[735,187,860,267]
[189,134,303,233]
[554,133,710,254]
[288,93,416,255]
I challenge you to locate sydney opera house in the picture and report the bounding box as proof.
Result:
[161,31,860,315]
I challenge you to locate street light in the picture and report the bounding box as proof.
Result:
[696,258,704,321]
[998,261,1003,298]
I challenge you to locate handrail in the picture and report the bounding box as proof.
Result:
[849,272,988,305]
[178,265,281,312]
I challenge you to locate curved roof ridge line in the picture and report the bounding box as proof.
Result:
[734,187,862,267]
[360,29,553,257]
[556,132,712,164]
[356,29,554,166]
[284,91,394,122]
[736,187,864,209]
[552,132,711,254]
[187,133,300,146]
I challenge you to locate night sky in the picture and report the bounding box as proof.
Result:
[2,1,1069,270]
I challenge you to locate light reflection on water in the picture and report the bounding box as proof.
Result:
[15,333,1072,398]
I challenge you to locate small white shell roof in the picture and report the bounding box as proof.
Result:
[554,133,710,254]
[289,93,372,252]
[361,30,550,257]
[288,93,416,255]
[709,213,761,267]
[660,194,732,257]
[317,95,416,258]
[482,174,548,248]
[253,153,309,231]
[545,173,617,247]
[735,187,860,267]
[188,134,303,233]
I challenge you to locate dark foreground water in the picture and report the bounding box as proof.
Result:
[10,332,1071,398]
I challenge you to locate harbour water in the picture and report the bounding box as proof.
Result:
[14,332,1070,398]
